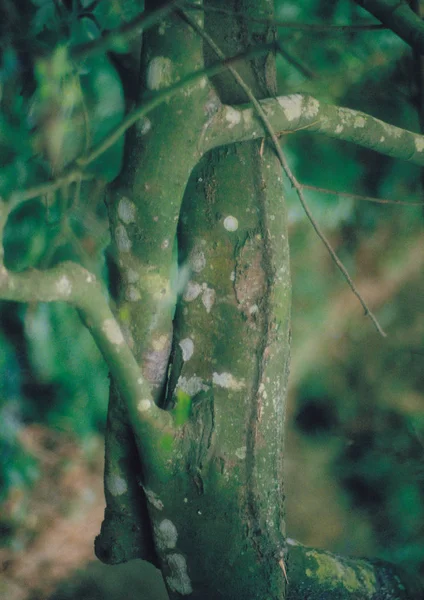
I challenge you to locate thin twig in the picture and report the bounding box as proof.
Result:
[300,183,424,206]
[71,0,184,61]
[182,2,385,33]
[182,9,387,337]
[11,170,93,204]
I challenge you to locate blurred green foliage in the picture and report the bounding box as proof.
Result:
[0,0,422,587]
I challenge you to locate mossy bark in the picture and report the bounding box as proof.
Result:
[94,2,422,598]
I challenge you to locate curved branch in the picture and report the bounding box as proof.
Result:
[204,93,424,166]
[287,540,422,599]
[354,0,424,54]
[0,261,172,441]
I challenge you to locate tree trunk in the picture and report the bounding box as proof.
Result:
[93,2,422,598]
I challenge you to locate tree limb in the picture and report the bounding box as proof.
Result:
[0,260,172,442]
[204,93,424,166]
[286,539,422,599]
[183,11,386,336]
[354,0,424,54]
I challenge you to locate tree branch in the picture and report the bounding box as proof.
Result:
[183,11,387,336]
[286,539,422,599]
[300,183,424,206]
[204,93,424,166]
[183,2,385,32]
[354,0,424,54]
[0,260,172,441]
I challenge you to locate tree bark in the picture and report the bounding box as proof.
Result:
[92,2,422,598]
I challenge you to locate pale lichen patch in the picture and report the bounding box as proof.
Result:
[138,398,151,412]
[354,116,366,128]
[56,275,72,297]
[106,474,127,496]
[235,446,247,460]
[146,56,173,90]
[177,375,209,396]
[179,338,194,361]
[118,196,136,224]
[102,319,124,346]
[144,488,164,511]
[201,286,216,313]
[225,106,241,128]
[127,268,139,283]
[183,280,202,302]
[115,224,132,252]
[212,372,245,391]
[154,519,178,550]
[304,96,320,118]
[137,117,152,135]
[335,124,344,134]
[166,554,193,595]
[126,285,141,302]
[277,94,302,122]
[189,245,206,273]
[415,137,424,152]
[223,215,238,231]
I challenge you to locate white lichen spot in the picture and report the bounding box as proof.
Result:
[223,215,239,232]
[127,268,139,283]
[380,136,385,142]
[86,274,94,283]
[138,399,151,412]
[137,117,152,135]
[230,271,236,281]
[115,224,132,252]
[199,76,208,89]
[154,519,178,550]
[225,106,241,128]
[126,285,141,302]
[335,124,344,134]
[415,137,424,152]
[146,56,173,91]
[243,108,253,127]
[235,446,247,460]
[102,319,124,346]
[161,239,170,250]
[177,375,209,396]
[183,281,202,302]
[179,338,194,361]
[137,377,143,385]
[166,554,193,595]
[304,96,320,118]
[189,246,206,273]
[118,196,136,224]
[201,286,216,313]
[249,304,259,315]
[152,335,169,352]
[277,94,302,122]
[354,116,366,128]
[106,474,127,496]
[56,276,72,297]
[212,372,245,391]
[144,488,164,511]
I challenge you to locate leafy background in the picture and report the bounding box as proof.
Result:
[0,0,423,598]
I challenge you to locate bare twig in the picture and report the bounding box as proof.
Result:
[300,183,423,206]
[182,9,387,337]
[183,2,384,33]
